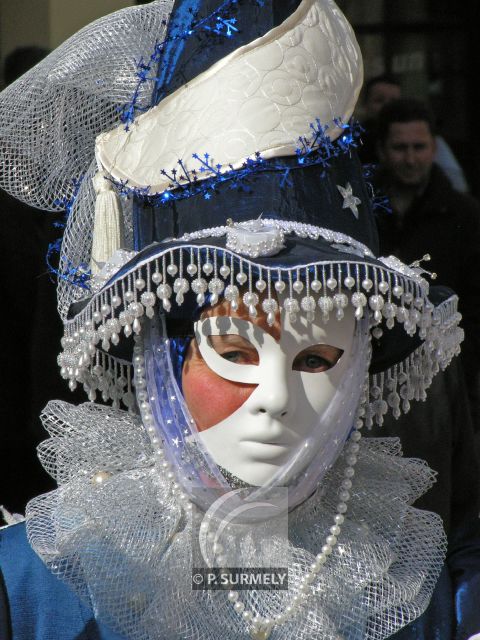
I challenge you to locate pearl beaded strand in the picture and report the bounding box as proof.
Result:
[132,334,192,510]
[222,386,368,640]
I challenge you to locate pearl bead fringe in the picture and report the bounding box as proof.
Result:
[59,252,461,429]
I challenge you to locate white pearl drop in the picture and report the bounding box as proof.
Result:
[362,278,373,291]
[219,265,230,277]
[256,279,267,292]
[135,278,146,290]
[292,280,304,293]
[202,263,213,275]
[233,601,244,614]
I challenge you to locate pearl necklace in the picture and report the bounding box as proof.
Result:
[132,334,366,640]
[212,425,363,640]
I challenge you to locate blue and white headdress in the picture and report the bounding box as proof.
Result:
[0,0,461,417]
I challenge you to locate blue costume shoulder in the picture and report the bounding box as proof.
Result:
[0,522,124,640]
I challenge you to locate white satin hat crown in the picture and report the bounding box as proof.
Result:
[96,0,363,192]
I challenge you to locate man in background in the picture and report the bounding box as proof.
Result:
[374,98,480,403]
[370,96,480,639]
[360,74,469,192]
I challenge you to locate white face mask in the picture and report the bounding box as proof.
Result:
[195,306,358,486]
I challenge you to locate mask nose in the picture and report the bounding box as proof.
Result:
[248,362,293,418]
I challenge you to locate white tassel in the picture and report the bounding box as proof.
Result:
[91,171,125,274]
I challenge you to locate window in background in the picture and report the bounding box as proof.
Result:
[337,0,475,191]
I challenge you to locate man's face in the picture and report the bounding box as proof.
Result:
[365,81,401,119]
[378,120,436,188]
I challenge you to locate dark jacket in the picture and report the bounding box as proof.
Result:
[368,358,480,640]
[375,163,480,431]
[375,163,480,304]
[373,163,480,639]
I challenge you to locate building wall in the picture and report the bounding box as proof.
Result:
[0,0,50,57]
[0,0,131,60]
[49,0,131,49]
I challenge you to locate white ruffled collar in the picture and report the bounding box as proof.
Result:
[26,401,445,640]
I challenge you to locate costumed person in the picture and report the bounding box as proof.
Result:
[0,1,468,639]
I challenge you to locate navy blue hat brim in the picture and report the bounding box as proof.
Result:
[69,234,448,374]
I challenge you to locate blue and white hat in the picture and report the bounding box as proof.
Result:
[0,0,462,423]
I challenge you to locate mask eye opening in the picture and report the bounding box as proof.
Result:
[292,345,344,373]
[207,334,260,366]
